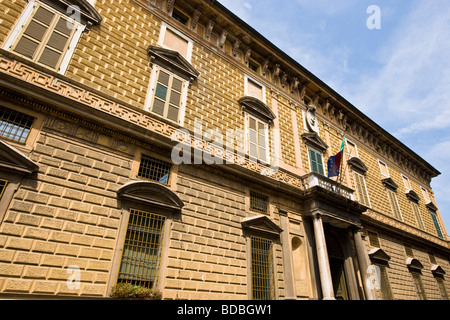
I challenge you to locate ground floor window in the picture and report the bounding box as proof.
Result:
[251,236,275,300]
[117,209,166,289]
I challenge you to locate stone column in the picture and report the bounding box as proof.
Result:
[279,208,296,299]
[312,213,335,300]
[353,228,377,300]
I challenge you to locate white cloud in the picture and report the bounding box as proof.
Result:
[343,1,450,134]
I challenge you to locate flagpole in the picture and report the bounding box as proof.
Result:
[337,136,347,185]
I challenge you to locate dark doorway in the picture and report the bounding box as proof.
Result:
[326,232,349,300]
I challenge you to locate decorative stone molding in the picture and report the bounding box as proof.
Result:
[205,16,216,40]
[0,139,39,175]
[381,177,398,191]
[241,215,283,239]
[301,132,328,153]
[147,45,199,83]
[118,181,184,211]
[347,157,369,174]
[368,248,391,263]
[191,8,202,30]
[405,257,424,271]
[406,189,420,203]
[238,96,276,124]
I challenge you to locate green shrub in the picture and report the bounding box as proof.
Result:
[111,283,162,300]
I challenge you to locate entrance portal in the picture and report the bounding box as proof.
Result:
[326,232,349,300]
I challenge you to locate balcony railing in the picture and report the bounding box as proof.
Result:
[301,172,355,201]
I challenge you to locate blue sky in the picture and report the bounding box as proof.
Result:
[220,0,450,233]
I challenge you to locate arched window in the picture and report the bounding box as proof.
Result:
[108,181,184,292]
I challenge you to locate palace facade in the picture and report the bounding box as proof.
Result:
[0,0,448,300]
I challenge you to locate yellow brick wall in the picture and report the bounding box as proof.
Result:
[0,126,131,296]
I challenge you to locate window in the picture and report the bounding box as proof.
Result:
[346,140,358,158]
[308,148,324,176]
[171,8,189,26]
[1,0,101,73]
[145,46,198,125]
[404,244,414,258]
[137,154,172,184]
[249,191,269,214]
[411,202,425,230]
[0,105,35,143]
[150,68,185,122]
[377,264,394,300]
[114,181,184,294]
[0,179,7,200]
[158,22,193,61]
[247,115,269,163]
[250,236,275,300]
[368,231,380,248]
[378,160,389,177]
[436,277,449,300]
[420,187,431,203]
[245,76,265,103]
[248,59,260,74]
[117,209,166,289]
[411,271,427,300]
[353,172,370,207]
[387,189,402,220]
[402,174,412,190]
[430,211,444,239]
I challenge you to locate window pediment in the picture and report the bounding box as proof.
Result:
[431,264,446,277]
[426,201,438,212]
[147,45,199,83]
[301,132,328,153]
[368,247,391,263]
[41,0,102,26]
[348,156,368,174]
[241,215,282,238]
[406,189,420,203]
[118,181,184,212]
[382,177,398,190]
[238,96,276,124]
[0,140,39,175]
[406,257,424,271]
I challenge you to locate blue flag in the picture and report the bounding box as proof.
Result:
[327,151,342,178]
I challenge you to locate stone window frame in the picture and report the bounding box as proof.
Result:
[307,146,325,176]
[244,74,266,104]
[378,159,390,178]
[144,45,199,126]
[239,95,276,165]
[157,22,194,62]
[107,181,184,295]
[130,148,178,188]
[406,190,425,231]
[2,0,101,74]
[346,138,359,158]
[406,257,427,300]
[241,215,283,300]
[366,232,394,300]
[381,176,403,221]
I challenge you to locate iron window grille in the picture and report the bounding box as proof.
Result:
[137,154,172,184]
[250,191,269,214]
[117,209,166,289]
[251,236,275,300]
[0,106,35,143]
